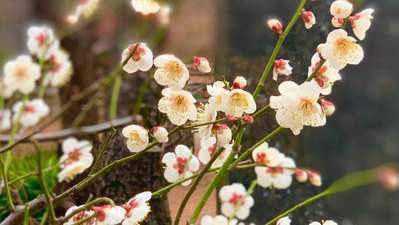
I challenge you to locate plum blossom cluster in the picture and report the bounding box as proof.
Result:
[63,191,152,225]
[1,25,73,133]
[269,0,373,135]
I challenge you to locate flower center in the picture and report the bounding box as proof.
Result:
[256,152,269,164]
[25,105,36,113]
[65,149,82,165]
[208,144,217,155]
[228,193,245,205]
[35,32,47,47]
[173,95,189,112]
[267,166,284,177]
[173,156,188,174]
[14,66,29,80]
[231,93,248,108]
[300,98,316,114]
[335,38,353,55]
[130,131,145,145]
[165,61,183,80]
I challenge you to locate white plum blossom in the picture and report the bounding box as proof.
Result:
[302,10,316,29]
[46,48,73,88]
[201,215,238,225]
[60,137,93,169]
[161,145,200,186]
[0,110,11,132]
[27,26,59,60]
[93,205,126,225]
[318,29,364,70]
[252,144,296,189]
[63,205,95,225]
[154,54,189,90]
[122,191,152,225]
[267,18,284,35]
[330,0,353,19]
[349,8,374,40]
[58,162,90,183]
[131,0,161,15]
[308,53,341,95]
[193,56,212,73]
[219,183,254,220]
[121,43,153,73]
[198,136,232,168]
[207,81,229,111]
[270,81,326,135]
[221,89,256,118]
[4,55,41,94]
[272,59,293,81]
[232,76,247,89]
[122,125,149,152]
[309,220,338,225]
[277,217,292,225]
[0,78,15,99]
[67,0,99,24]
[151,126,169,143]
[12,99,49,128]
[158,88,197,126]
[194,103,217,138]
[211,124,232,147]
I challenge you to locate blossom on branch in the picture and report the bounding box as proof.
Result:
[349,8,374,40]
[154,54,189,90]
[207,81,229,112]
[131,0,161,15]
[232,76,247,89]
[151,126,169,143]
[63,205,95,225]
[330,0,353,19]
[122,191,152,225]
[193,56,212,73]
[12,98,49,128]
[0,109,11,132]
[27,26,59,60]
[267,18,284,35]
[46,48,73,87]
[121,43,153,73]
[122,125,149,152]
[60,137,93,169]
[219,183,254,220]
[308,53,341,95]
[302,10,316,29]
[318,29,364,70]
[4,55,41,95]
[161,144,200,186]
[194,103,217,138]
[198,136,232,168]
[158,88,197,126]
[93,205,126,225]
[272,59,293,81]
[221,89,256,118]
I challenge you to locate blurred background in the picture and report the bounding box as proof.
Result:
[0,0,398,225]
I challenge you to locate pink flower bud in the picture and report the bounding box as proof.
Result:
[378,167,399,191]
[267,19,284,35]
[242,115,254,124]
[151,126,169,143]
[331,17,345,27]
[226,113,239,122]
[295,168,308,183]
[308,170,322,187]
[232,76,247,89]
[302,10,316,29]
[193,56,212,73]
[320,99,336,116]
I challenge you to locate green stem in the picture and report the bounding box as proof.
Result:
[173,148,225,225]
[23,204,30,225]
[253,0,309,98]
[38,58,48,99]
[110,74,122,120]
[0,97,4,110]
[0,159,15,211]
[133,79,149,115]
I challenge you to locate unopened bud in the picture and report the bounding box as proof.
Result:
[295,168,308,183]
[320,99,336,116]
[378,167,399,191]
[242,115,254,124]
[226,113,239,122]
[193,56,212,73]
[302,10,316,29]
[232,76,247,89]
[267,19,284,35]
[331,17,345,27]
[308,170,322,187]
[151,126,169,143]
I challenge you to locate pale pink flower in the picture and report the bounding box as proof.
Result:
[121,43,153,73]
[308,170,322,187]
[122,191,152,225]
[198,136,232,168]
[151,126,169,143]
[161,145,200,186]
[232,76,247,89]
[331,17,345,28]
[254,155,296,189]
[302,10,316,29]
[270,81,326,135]
[4,55,41,94]
[154,54,189,90]
[122,125,149,152]
[251,142,285,167]
[193,56,212,73]
[46,48,73,88]
[267,19,284,35]
[207,81,229,111]
[194,103,217,138]
[12,99,49,128]
[349,8,374,40]
[318,29,364,70]
[27,26,59,60]
[158,88,197,126]
[272,59,293,81]
[295,168,308,183]
[320,99,336,116]
[221,89,256,118]
[330,0,353,19]
[58,162,90,183]
[211,124,232,147]
[308,53,341,95]
[219,183,254,220]
[59,137,93,169]
[63,205,95,225]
